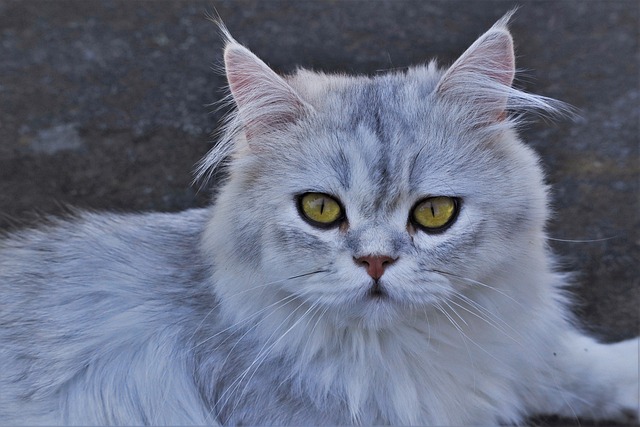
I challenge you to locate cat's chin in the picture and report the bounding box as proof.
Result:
[314,278,438,330]
[329,289,409,330]
[336,306,399,330]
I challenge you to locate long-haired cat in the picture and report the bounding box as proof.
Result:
[0,13,638,426]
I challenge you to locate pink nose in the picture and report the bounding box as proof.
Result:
[354,255,397,280]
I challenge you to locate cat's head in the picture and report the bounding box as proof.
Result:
[202,15,563,329]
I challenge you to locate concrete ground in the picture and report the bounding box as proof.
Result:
[0,1,638,425]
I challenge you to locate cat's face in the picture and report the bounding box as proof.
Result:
[205,19,553,328]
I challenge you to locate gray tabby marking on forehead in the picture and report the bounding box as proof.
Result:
[332,81,417,213]
[328,148,352,191]
[346,83,384,140]
[345,79,402,140]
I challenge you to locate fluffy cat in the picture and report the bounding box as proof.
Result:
[0,14,638,426]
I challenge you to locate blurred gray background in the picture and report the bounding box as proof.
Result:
[0,1,638,424]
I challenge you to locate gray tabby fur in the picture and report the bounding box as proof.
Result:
[0,14,638,425]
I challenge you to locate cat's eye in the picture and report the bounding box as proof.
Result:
[297,193,344,228]
[411,196,459,232]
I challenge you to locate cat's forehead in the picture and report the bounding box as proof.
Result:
[288,66,442,115]
[281,69,484,216]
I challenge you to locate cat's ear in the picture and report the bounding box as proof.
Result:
[435,15,515,123]
[224,41,308,142]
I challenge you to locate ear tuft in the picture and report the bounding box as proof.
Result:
[195,24,310,184]
[224,42,307,140]
[435,21,515,122]
[438,28,515,92]
[434,11,568,126]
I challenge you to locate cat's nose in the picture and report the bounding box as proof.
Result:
[354,255,397,280]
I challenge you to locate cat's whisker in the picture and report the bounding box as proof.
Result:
[450,292,596,422]
[446,294,522,346]
[434,301,478,390]
[205,269,333,404]
[219,294,319,419]
[199,293,307,423]
[210,275,332,385]
[546,236,619,243]
[242,299,326,405]
[275,302,329,391]
[187,277,307,350]
[297,299,333,365]
[192,291,299,351]
[438,298,521,394]
[451,293,516,330]
[213,304,303,418]
[437,300,506,365]
[213,293,303,365]
[206,297,318,419]
[213,290,316,404]
[189,268,330,351]
[419,307,433,346]
[430,269,524,308]
[230,268,332,297]
[452,295,513,333]
[284,269,332,281]
[441,299,469,327]
[159,292,301,424]
[443,291,591,421]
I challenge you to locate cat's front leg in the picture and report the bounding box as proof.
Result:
[533,330,639,422]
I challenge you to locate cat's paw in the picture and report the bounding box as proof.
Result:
[552,333,640,422]
[611,337,639,421]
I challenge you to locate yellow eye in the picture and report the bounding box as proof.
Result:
[298,193,344,227]
[411,196,459,231]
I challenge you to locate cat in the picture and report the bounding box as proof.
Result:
[0,13,638,426]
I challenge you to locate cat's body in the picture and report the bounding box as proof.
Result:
[0,16,638,425]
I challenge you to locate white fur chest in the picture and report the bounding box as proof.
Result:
[283,308,547,426]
